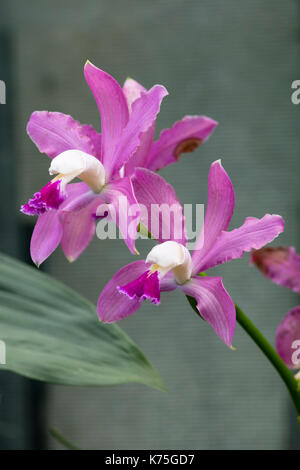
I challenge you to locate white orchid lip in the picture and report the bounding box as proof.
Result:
[49,149,106,193]
[146,240,192,285]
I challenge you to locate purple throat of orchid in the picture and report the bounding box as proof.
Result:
[21,179,66,216]
[118,270,161,305]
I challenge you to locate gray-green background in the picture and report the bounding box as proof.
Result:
[1,0,299,449]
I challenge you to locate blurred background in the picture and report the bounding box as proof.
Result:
[0,0,299,450]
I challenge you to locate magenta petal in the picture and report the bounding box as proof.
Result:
[119,270,160,305]
[252,246,300,294]
[21,180,66,216]
[84,62,129,173]
[199,214,285,272]
[124,124,155,176]
[30,210,63,266]
[60,199,99,262]
[147,116,218,171]
[101,177,140,254]
[192,160,235,274]
[111,85,168,177]
[181,276,236,347]
[123,78,147,111]
[27,111,101,159]
[132,168,187,245]
[98,260,147,322]
[276,307,300,369]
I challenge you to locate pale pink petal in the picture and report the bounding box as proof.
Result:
[252,246,300,294]
[111,85,168,177]
[84,61,129,172]
[131,168,187,245]
[30,210,63,267]
[98,260,147,322]
[147,116,218,171]
[199,214,285,272]
[123,78,146,111]
[181,276,236,347]
[60,199,100,262]
[192,160,235,275]
[27,111,101,159]
[276,307,300,369]
[101,177,140,254]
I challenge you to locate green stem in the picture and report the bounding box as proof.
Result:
[235,304,300,420]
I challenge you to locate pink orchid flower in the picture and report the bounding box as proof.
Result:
[21,62,217,266]
[98,160,284,347]
[252,247,300,370]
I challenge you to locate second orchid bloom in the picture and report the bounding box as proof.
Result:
[98,160,284,347]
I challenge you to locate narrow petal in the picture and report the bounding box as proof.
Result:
[110,85,168,177]
[124,124,155,176]
[84,61,129,171]
[101,177,140,254]
[199,214,285,272]
[60,199,100,262]
[132,168,187,245]
[98,260,147,322]
[27,111,101,159]
[276,307,300,369]
[30,210,63,266]
[252,246,300,294]
[123,78,146,111]
[181,276,236,347]
[192,160,235,274]
[147,116,218,171]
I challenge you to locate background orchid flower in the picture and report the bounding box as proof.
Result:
[98,160,284,347]
[21,63,217,266]
[252,247,300,370]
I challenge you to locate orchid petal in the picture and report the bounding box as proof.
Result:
[192,160,235,275]
[61,199,100,262]
[252,246,300,294]
[198,214,285,272]
[276,307,300,369]
[30,210,63,267]
[132,168,187,246]
[98,260,147,322]
[101,177,140,254]
[147,116,218,171]
[84,61,129,171]
[111,85,168,177]
[27,111,101,159]
[123,78,146,111]
[181,276,236,347]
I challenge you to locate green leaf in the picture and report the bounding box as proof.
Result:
[0,253,165,390]
[49,428,80,450]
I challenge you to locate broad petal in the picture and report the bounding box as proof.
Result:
[123,78,146,111]
[132,168,187,245]
[276,307,300,369]
[27,111,101,159]
[111,85,168,177]
[147,116,218,171]
[192,160,235,274]
[30,210,63,266]
[252,246,300,294]
[60,199,100,262]
[181,276,236,347]
[101,177,140,254]
[199,214,285,272]
[98,260,147,322]
[84,62,129,172]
